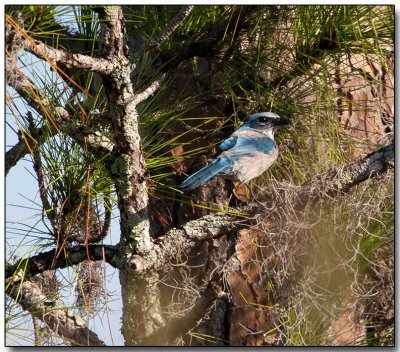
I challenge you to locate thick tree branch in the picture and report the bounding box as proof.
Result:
[91,6,127,61]
[7,280,106,346]
[128,213,235,272]
[5,244,120,283]
[93,5,155,256]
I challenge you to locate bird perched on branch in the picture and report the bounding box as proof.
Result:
[181,112,290,191]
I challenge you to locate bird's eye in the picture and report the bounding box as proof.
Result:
[258,116,270,123]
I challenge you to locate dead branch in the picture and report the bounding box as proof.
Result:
[129,74,166,106]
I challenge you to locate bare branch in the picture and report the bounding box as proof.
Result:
[7,280,106,346]
[128,74,166,106]
[26,40,114,74]
[6,14,113,75]
[6,244,120,283]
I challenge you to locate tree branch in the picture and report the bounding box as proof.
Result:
[93,5,153,256]
[31,121,56,225]
[5,13,114,76]
[26,40,114,74]
[127,142,394,274]
[5,62,113,175]
[6,14,113,75]
[295,142,394,208]
[7,280,106,346]
[5,124,49,175]
[129,74,166,106]
[5,244,120,283]
[128,213,235,272]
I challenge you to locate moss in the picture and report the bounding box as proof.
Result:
[111,154,132,198]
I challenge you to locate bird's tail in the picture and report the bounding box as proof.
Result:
[181,159,227,191]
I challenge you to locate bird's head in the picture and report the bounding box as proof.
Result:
[243,112,290,133]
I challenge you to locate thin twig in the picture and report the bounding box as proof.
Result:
[146,6,194,51]
[30,114,56,226]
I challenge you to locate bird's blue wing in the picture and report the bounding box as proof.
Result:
[218,136,275,155]
[181,158,231,190]
[218,136,238,151]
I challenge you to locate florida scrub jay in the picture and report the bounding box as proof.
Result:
[181,112,290,191]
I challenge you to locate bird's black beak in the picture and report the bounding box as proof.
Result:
[274,117,291,126]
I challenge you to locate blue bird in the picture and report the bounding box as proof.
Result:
[181,112,290,191]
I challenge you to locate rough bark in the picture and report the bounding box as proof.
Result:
[92,6,161,345]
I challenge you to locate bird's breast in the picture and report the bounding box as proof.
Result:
[224,149,279,183]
